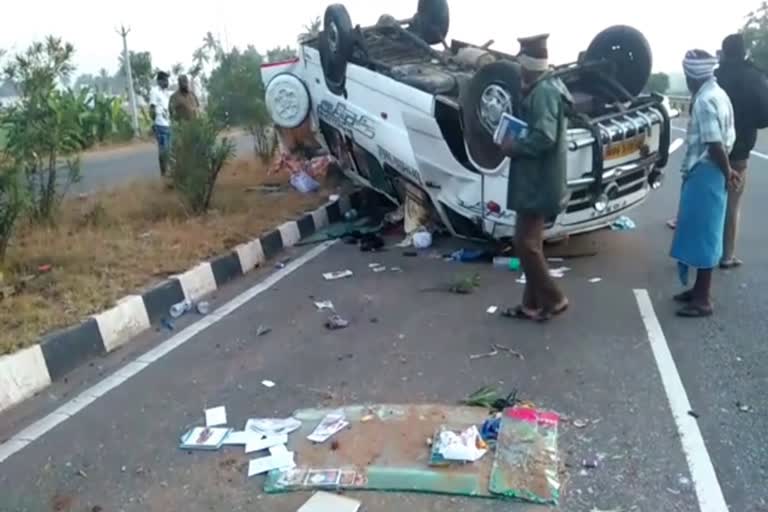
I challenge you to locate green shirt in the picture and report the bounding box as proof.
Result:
[507,75,569,217]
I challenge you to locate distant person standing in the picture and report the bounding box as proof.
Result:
[670,50,736,317]
[501,34,570,322]
[149,71,172,176]
[715,34,765,268]
[169,74,200,122]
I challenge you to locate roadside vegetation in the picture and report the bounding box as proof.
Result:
[0,24,332,354]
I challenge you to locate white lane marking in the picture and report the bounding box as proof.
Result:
[634,290,728,512]
[0,241,337,464]
[671,126,768,160]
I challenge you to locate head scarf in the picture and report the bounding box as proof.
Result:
[683,49,718,80]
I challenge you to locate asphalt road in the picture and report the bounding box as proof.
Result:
[73,132,255,194]
[1,128,766,512]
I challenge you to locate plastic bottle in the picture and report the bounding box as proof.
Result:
[493,257,521,271]
[169,299,192,319]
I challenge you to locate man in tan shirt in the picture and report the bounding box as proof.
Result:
[169,75,200,122]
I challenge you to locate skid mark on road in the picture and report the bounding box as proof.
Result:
[0,241,336,465]
[634,289,728,512]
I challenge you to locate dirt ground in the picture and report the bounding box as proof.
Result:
[0,158,332,355]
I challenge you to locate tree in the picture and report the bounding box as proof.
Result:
[2,37,82,223]
[300,17,322,42]
[171,115,235,214]
[646,72,670,94]
[118,50,153,101]
[206,45,268,128]
[743,2,768,70]
[267,46,298,63]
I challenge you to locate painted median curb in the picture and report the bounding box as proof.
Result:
[0,192,363,414]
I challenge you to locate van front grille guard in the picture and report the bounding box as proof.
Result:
[568,97,671,201]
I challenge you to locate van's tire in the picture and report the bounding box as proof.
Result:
[410,0,450,45]
[320,4,354,96]
[461,60,522,171]
[585,25,652,97]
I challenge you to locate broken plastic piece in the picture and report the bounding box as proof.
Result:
[325,315,349,330]
[323,270,353,281]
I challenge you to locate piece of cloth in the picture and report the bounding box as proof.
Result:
[169,90,200,122]
[722,163,747,262]
[515,213,565,312]
[506,75,570,217]
[683,50,719,81]
[680,78,735,177]
[150,86,172,127]
[670,161,727,285]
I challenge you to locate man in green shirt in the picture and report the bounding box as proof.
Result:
[501,34,570,322]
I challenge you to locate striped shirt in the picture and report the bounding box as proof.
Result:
[680,78,735,176]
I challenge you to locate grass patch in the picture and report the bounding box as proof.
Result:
[0,158,332,355]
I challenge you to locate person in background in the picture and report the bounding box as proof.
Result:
[169,74,200,122]
[500,34,570,323]
[715,34,760,268]
[670,50,737,317]
[149,71,172,176]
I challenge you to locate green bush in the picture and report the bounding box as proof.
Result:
[170,116,235,214]
[0,164,26,262]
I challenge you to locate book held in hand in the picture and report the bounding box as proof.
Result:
[493,113,529,145]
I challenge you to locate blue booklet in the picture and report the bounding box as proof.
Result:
[493,113,529,145]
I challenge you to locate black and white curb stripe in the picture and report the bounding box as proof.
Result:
[0,192,361,414]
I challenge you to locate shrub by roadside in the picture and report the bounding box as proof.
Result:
[0,157,329,355]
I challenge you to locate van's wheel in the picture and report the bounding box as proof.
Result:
[461,60,522,172]
[585,25,652,97]
[319,4,354,96]
[410,0,450,45]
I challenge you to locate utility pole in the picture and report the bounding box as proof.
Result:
[117,25,140,138]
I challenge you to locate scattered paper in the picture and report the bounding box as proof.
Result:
[589,277,603,283]
[298,491,361,512]
[262,380,276,388]
[436,425,487,462]
[269,444,289,457]
[245,417,302,437]
[222,431,253,446]
[323,270,353,281]
[314,300,335,311]
[487,306,499,315]
[248,451,296,477]
[308,411,349,443]
[205,406,228,427]
[368,263,382,268]
[372,265,387,273]
[245,434,289,454]
[179,427,232,450]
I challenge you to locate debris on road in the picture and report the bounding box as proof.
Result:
[170,299,192,319]
[572,419,590,429]
[589,277,603,284]
[470,344,525,361]
[161,317,175,331]
[262,380,276,388]
[461,386,522,412]
[369,263,387,273]
[314,300,335,311]
[196,301,211,315]
[611,215,636,231]
[688,410,700,419]
[298,491,361,512]
[246,418,303,437]
[421,273,481,295]
[487,305,499,315]
[179,426,232,450]
[248,448,296,477]
[256,325,272,337]
[325,314,350,330]
[307,411,349,443]
[582,458,599,469]
[493,257,521,271]
[736,401,752,413]
[431,425,488,463]
[245,434,289,454]
[449,248,491,263]
[481,416,501,441]
[205,406,228,427]
[323,270,353,281]
[413,230,433,249]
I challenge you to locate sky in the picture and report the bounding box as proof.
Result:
[0,0,762,77]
